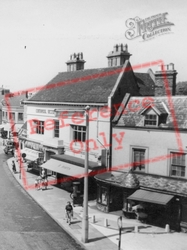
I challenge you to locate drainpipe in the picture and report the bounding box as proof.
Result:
[108,96,113,172]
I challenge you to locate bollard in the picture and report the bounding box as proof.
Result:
[92,215,96,223]
[165,224,170,233]
[134,225,139,233]
[104,218,108,227]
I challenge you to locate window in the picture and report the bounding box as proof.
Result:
[132,148,145,172]
[33,120,44,134]
[18,113,23,121]
[144,114,157,126]
[54,120,59,138]
[97,185,108,205]
[170,152,186,177]
[71,125,86,142]
[9,112,15,121]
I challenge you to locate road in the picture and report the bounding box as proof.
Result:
[0,145,84,250]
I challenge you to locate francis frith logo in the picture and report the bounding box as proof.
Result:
[125,12,174,41]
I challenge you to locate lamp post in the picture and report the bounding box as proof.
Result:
[82,105,90,243]
[54,106,90,243]
[117,216,123,250]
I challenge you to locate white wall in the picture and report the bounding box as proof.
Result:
[112,127,187,178]
[26,104,111,162]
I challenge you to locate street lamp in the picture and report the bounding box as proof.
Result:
[117,216,123,250]
[82,105,90,243]
[54,106,90,243]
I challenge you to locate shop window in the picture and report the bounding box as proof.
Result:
[132,148,145,172]
[33,120,44,134]
[71,125,86,142]
[170,152,186,177]
[54,120,59,138]
[18,113,23,121]
[97,185,108,205]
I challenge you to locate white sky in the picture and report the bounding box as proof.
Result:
[0,0,186,92]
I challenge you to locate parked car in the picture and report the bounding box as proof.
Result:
[4,140,15,155]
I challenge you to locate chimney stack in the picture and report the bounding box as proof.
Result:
[154,63,177,96]
[66,52,86,72]
[107,43,131,67]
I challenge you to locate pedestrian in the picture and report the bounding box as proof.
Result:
[12,160,16,173]
[65,201,73,225]
[41,168,45,179]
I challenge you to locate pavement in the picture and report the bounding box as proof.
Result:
[3,150,187,250]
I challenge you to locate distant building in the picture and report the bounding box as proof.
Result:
[1,92,27,138]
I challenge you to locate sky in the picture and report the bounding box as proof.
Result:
[0,0,187,92]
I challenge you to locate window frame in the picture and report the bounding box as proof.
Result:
[18,112,23,121]
[33,120,44,135]
[71,125,86,142]
[9,112,15,121]
[54,120,59,138]
[97,185,108,205]
[144,114,158,127]
[130,146,148,173]
[170,151,186,178]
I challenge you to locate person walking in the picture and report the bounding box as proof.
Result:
[65,201,73,225]
[12,160,16,173]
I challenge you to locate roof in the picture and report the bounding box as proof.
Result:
[115,96,187,129]
[95,171,187,197]
[28,66,155,104]
[29,67,123,103]
[2,93,27,107]
[134,73,155,96]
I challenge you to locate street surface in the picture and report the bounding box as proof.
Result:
[0,143,84,250]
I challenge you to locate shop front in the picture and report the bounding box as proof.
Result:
[127,189,175,228]
[95,171,187,231]
[41,154,105,198]
[21,147,44,173]
[95,171,140,213]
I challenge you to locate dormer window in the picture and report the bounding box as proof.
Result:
[144,114,158,126]
[139,102,168,128]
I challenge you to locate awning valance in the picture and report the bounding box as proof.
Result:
[127,189,174,205]
[41,158,92,178]
[21,148,44,162]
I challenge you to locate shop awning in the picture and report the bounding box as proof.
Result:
[41,158,92,178]
[21,148,42,162]
[127,189,174,205]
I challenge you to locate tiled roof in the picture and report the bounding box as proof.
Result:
[95,172,187,197]
[28,66,155,104]
[29,67,123,103]
[116,96,187,129]
[134,73,155,96]
[2,93,27,107]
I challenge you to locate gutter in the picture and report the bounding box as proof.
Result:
[22,100,106,107]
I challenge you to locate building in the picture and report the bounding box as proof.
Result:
[1,92,27,139]
[95,63,187,232]
[21,44,154,193]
